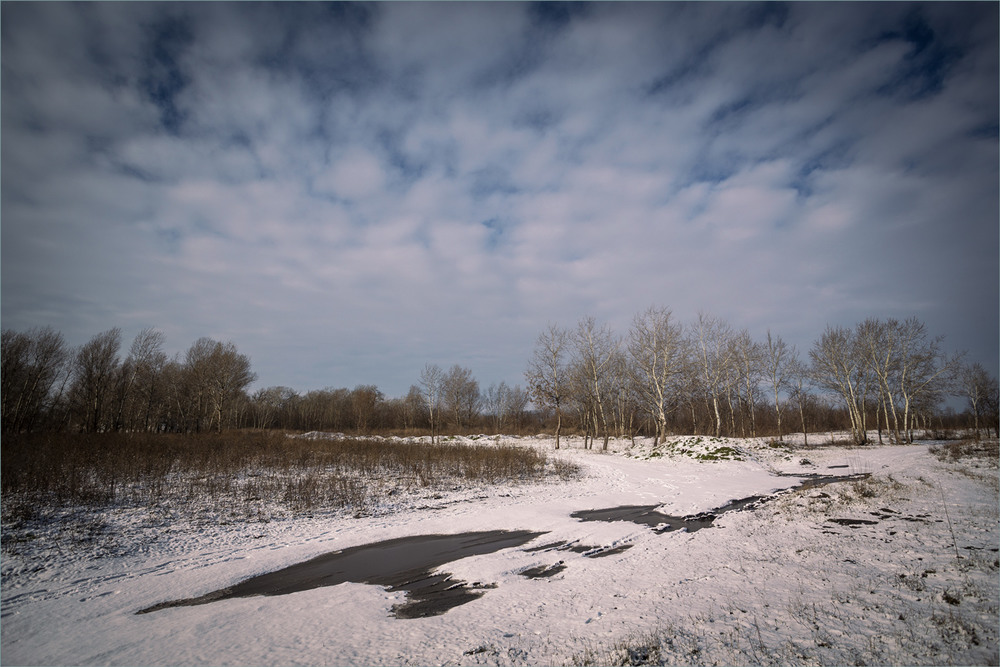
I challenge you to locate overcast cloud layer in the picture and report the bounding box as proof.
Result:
[3,2,997,396]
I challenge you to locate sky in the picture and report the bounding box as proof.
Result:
[2,2,997,398]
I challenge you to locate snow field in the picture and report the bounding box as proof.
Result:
[2,434,996,666]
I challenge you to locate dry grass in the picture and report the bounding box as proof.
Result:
[1,432,578,527]
[929,439,999,464]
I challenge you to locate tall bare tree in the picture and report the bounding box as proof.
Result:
[419,363,444,443]
[402,385,426,433]
[809,325,868,444]
[525,324,570,449]
[960,362,993,439]
[1,327,70,433]
[762,330,794,441]
[71,328,122,432]
[732,329,762,437]
[442,365,480,429]
[894,317,960,443]
[787,358,813,446]
[691,312,734,437]
[112,327,166,432]
[854,318,902,443]
[184,338,256,432]
[350,384,383,433]
[572,316,619,450]
[627,306,686,445]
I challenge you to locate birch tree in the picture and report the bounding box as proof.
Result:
[788,358,813,446]
[732,329,762,437]
[855,318,902,443]
[419,363,444,443]
[762,330,794,441]
[894,318,959,442]
[691,313,734,437]
[572,316,619,450]
[627,306,685,445]
[809,325,868,444]
[525,324,570,449]
[960,362,993,439]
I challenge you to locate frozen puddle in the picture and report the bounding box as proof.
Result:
[138,475,870,618]
[571,497,764,533]
[571,473,869,533]
[137,530,543,618]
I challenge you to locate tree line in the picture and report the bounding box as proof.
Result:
[2,311,997,442]
[524,309,998,448]
[0,326,530,436]
[2,327,254,434]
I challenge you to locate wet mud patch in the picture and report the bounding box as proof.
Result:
[137,529,544,618]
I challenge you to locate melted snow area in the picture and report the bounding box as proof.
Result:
[2,434,997,666]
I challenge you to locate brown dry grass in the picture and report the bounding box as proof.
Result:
[1,431,577,524]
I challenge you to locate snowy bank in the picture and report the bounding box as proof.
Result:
[2,435,996,665]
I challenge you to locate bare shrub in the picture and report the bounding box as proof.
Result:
[1,432,572,529]
[929,439,999,464]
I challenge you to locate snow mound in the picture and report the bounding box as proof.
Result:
[628,435,753,462]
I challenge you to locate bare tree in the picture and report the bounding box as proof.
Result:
[571,317,619,450]
[403,385,426,432]
[1,327,70,432]
[250,386,296,430]
[484,382,505,433]
[732,329,762,437]
[525,324,570,449]
[442,365,480,429]
[809,325,868,444]
[691,313,734,437]
[71,328,123,432]
[607,347,638,441]
[788,358,813,446]
[505,384,530,433]
[350,384,383,433]
[960,362,993,439]
[854,318,902,443]
[112,327,166,432]
[184,338,256,432]
[762,330,794,441]
[482,382,529,434]
[894,317,960,443]
[419,364,444,443]
[627,306,686,445]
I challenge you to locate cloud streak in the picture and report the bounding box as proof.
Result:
[2,2,997,395]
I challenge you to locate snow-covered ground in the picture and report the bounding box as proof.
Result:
[2,434,997,666]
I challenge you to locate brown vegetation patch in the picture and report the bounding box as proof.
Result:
[1,432,578,532]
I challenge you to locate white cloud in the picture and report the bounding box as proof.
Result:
[2,2,996,395]
[314,147,387,201]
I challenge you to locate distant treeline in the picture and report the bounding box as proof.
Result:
[524,310,997,448]
[2,310,997,443]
